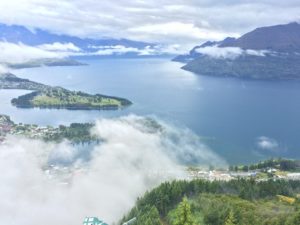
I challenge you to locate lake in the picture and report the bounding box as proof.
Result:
[2,58,300,164]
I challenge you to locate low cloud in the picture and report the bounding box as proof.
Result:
[195,46,270,59]
[256,136,279,151]
[38,42,81,52]
[0,64,9,74]
[89,44,185,56]
[0,115,225,224]
[0,41,182,70]
[0,41,67,64]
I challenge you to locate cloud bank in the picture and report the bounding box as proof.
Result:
[0,115,225,224]
[38,42,82,52]
[0,41,184,70]
[196,46,270,59]
[0,42,67,64]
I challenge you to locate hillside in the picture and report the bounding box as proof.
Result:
[121,179,300,225]
[219,22,300,52]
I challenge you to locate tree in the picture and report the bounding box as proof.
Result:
[173,197,195,225]
[224,210,237,225]
[137,205,162,225]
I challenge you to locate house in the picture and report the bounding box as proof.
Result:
[83,217,108,225]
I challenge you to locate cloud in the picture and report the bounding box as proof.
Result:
[256,136,279,151]
[38,42,81,52]
[0,64,9,74]
[0,1,299,51]
[0,41,66,64]
[89,44,186,55]
[0,41,185,70]
[0,115,225,224]
[127,22,236,44]
[195,46,270,59]
[91,45,141,55]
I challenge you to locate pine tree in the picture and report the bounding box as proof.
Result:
[174,197,195,225]
[224,210,237,225]
[138,205,162,225]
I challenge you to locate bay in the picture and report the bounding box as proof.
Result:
[1,58,300,164]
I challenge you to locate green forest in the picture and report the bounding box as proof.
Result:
[121,179,300,225]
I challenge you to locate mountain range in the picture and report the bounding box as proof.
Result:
[0,23,151,51]
[0,23,163,64]
[174,22,300,79]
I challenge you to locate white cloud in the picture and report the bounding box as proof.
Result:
[0,42,66,64]
[257,136,279,151]
[196,46,243,59]
[0,115,225,224]
[0,1,299,51]
[0,64,9,74]
[196,46,270,59]
[88,44,185,55]
[92,45,140,55]
[0,41,184,68]
[128,22,237,44]
[38,42,81,52]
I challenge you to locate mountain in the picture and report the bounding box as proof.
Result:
[0,23,151,51]
[174,22,300,80]
[0,23,157,60]
[219,22,300,52]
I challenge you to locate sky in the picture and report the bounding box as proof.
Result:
[0,0,299,51]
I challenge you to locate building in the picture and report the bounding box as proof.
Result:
[83,217,108,225]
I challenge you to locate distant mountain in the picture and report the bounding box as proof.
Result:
[0,23,156,59]
[0,23,151,50]
[219,22,300,52]
[174,22,300,79]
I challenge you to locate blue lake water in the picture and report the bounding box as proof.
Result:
[2,58,300,164]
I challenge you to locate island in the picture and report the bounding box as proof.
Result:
[0,73,132,110]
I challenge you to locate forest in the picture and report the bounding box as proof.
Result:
[121,179,300,225]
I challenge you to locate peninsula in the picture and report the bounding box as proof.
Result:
[174,22,300,80]
[0,73,132,110]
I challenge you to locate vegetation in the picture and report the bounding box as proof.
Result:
[0,115,99,144]
[45,123,99,143]
[121,179,300,225]
[229,158,300,172]
[173,197,196,225]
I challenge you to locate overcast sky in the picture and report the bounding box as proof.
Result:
[0,0,299,50]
